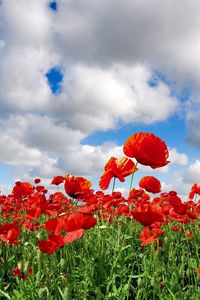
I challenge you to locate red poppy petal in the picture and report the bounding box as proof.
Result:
[64,229,84,244]
[99,170,113,190]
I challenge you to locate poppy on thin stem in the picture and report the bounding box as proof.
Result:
[123,132,169,169]
[64,175,92,199]
[99,156,137,191]
[189,183,200,200]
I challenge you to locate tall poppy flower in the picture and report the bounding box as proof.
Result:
[123,132,169,169]
[64,175,92,199]
[51,176,65,185]
[99,156,137,190]
[139,176,161,194]
[188,183,200,200]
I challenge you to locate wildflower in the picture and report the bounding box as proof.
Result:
[51,176,65,185]
[131,203,164,226]
[123,132,169,168]
[48,234,65,248]
[34,178,41,184]
[0,223,21,245]
[64,175,92,199]
[139,176,161,194]
[38,239,57,254]
[172,225,179,231]
[189,183,200,200]
[140,226,157,246]
[99,156,137,190]
[12,266,32,280]
[62,212,84,232]
[12,181,34,199]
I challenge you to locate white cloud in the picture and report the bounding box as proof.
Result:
[0,0,52,46]
[169,148,188,165]
[0,184,13,196]
[0,0,200,195]
[49,64,178,133]
[55,0,200,83]
[186,110,200,149]
[183,160,200,184]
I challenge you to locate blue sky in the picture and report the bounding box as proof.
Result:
[0,0,200,197]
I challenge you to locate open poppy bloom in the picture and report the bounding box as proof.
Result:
[123,132,169,169]
[51,176,65,185]
[139,176,161,194]
[188,183,200,200]
[99,156,137,190]
[12,181,34,199]
[38,239,57,254]
[64,175,92,199]
[131,203,164,226]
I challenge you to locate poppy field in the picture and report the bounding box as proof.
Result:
[1,132,200,300]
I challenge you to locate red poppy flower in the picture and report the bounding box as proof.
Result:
[12,266,21,277]
[34,178,41,184]
[140,226,157,246]
[0,226,21,245]
[139,176,161,194]
[48,234,65,248]
[51,176,65,185]
[197,267,200,276]
[12,266,33,280]
[38,239,57,254]
[44,218,62,235]
[12,182,34,199]
[81,215,97,230]
[64,175,92,198]
[123,132,169,169]
[99,156,137,190]
[172,225,179,232]
[131,203,164,226]
[189,183,200,200]
[128,188,150,203]
[140,225,164,246]
[62,212,83,232]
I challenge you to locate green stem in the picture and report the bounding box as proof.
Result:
[112,177,116,193]
[129,162,138,193]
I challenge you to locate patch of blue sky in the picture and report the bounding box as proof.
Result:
[81,115,185,147]
[49,1,57,11]
[0,164,15,184]
[83,114,200,162]
[46,67,63,94]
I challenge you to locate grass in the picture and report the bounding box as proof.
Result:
[1,212,200,300]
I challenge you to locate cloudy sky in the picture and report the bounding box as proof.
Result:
[0,0,200,198]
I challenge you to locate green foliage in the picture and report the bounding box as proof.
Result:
[1,216,200,299]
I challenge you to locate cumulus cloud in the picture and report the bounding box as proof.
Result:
[55,0,200,83]
[49,64,178,133]
[182,160,200,184]
[186,109,200,149]
[0,0,200,195]
[169,148,188,165]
